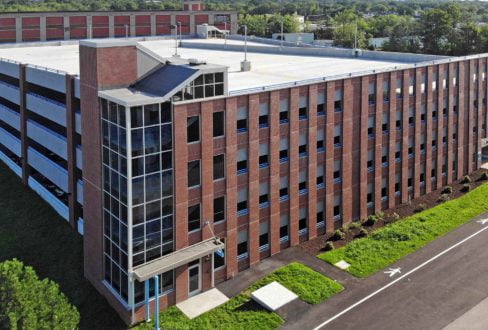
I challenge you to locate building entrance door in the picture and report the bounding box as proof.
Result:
[188,259,201,296]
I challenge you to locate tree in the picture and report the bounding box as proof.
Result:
[332,10,369,48]
[0,259,80,330]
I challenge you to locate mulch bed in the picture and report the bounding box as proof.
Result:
[298,168,488,256]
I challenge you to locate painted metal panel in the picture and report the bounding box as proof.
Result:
[26,92,67,127]
[0,81,20,105]
[74,78,80,98]
[0,60,20,79]
[75,111,81,134]
[0,104,20,131]
[27,147,68,192]
[0,149,21,177]
[27,120,67,159]
[28,177,69,221]
[77,180,83,205]
[77,218,84,236]
[26,67,66,93]
[0,127,21,156]
[76,145,82,170]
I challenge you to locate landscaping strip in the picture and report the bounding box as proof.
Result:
[135,262,343,329]
[318,183,488,278]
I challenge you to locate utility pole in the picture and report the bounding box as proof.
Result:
[281,17,284,50]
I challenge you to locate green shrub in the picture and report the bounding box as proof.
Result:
[481,172,488,181]
[375,211,385,221]
[332,229,346,241]
[0,259,79,330]
[462,184,471,192]
[348,222,361,230]
[415,203,428,213]
[441,186,453,194]
[438,194,450,203]
[389,212,400,222]
[462,175,472,184]
[324,241,335,251]
[358,228,369,237]
[365,212,384,226]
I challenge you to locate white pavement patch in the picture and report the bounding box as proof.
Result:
[176,288,229,319]
[335,260,351,270]
[443,296,488,330]
[251,281,298,311]
[314,224,488,330]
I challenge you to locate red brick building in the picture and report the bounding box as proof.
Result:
[0,34,487,325]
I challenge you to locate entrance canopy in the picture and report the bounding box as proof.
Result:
[133,238,225,282]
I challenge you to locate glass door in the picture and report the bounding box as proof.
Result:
[188,259,201,296]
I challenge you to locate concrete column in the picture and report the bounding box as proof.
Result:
[66,74,79,229]
[87,16,93,39]
[109,15,115,38]
[359,77,368,220]
[170,14,176,27]
[63,16,70,40]
[230,13,238,35]
[288,88,299,246]
[374,74,383,213]
[40,16,47,41]
[307,85,318,239]
[19,64,29,186]
[208,14,215,25]
[150,14,156,36]
[225,97,238,279]
[190,14,196,34]
[15,17,22,43]
[269,91,281,255]
[130,15,136,37]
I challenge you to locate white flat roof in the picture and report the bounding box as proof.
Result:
[0,38,432,93]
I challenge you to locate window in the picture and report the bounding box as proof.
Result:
[396,111,402,130]
[381,146,388,166]
[259,221,269,249]
[188,204,201,232]
[333,159,341,182]
[237,149,248,174]
[213,111,225,137]
[317,129,325,151]
[408,138,414,158]
[421,73,426,94]
[259,143,269,168]
[408,168,413,189]
[334,125,342,147]
[259,182,269,208]
[237,106,247,133]
[317,201,325,226]
[367,149,374,171]
[214,245,225,269]
[280,138,289,162]
[395,142,401,162]
[383,80,390,102]
[368,81,376,105]
[237,188,248,215]
[368,116,375,137]
[174,72,225,101]
[299,208,307,233]
[408,76,414,96]
[280,176,289,200]
[280,99,289,123]
[333,195,341,219]
[334,89,343,112]
[395,174,401,194]
[299,95,308,120]
[367,183,373,205]
[317,91,326,115]
[299,133,307,157]
[396,77,403,98]
[317,165,325,188]
[420,135,426,153]
[408,107,414,126]
[237,230,248,258]
[213,154,225,180]
[299,171,307,194]
[259,103,269,128]
[382,112,389,133]
[421,105,426,123]
[432,72,438,91]
[188,160,200,187]
[280,214,289,241]
[381,178,387,200]
[187,116,200,143]
[214,196,225,222]
[432,102,438,120]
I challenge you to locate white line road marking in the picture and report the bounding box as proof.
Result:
[477,219,488,225]
[384,268,401,277]
[314,224,488,330]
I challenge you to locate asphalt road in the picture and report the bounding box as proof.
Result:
[283,214,488,330]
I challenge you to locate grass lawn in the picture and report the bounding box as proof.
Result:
[135,262,343,330]
[0,162,124,329]
[319,183,488,278]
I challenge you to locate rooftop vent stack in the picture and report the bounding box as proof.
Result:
[352,48,362,58]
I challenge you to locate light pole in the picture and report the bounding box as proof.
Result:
[172,24,180,57]
[178,21,182,47]
[224,21,227,46]
[280,17,284,50]
[125,24,129,38]
[240,25,251,72]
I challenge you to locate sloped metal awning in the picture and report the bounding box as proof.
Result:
[133,238,225,282]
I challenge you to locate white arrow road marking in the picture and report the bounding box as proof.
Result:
[384,267,402,277]
[313,224,488,330]
[477,219,488,225]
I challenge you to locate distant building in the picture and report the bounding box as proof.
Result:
[369,37,390,49]
[272,32,315,44]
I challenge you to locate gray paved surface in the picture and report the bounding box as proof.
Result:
[283,213,488,330]
[444,296,488,330]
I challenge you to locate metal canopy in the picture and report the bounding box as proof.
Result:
[133,238,224,282]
